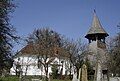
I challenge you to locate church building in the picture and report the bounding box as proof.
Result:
[10,11,109,81]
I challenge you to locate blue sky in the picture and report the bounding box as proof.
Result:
[11,0,120,51]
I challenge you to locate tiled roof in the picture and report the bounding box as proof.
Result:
[20,43,38,55]
[19,43,70,58]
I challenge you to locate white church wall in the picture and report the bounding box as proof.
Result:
[10,54,74,76]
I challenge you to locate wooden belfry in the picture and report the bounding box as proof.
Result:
[85,10,108,43]
[85,10,109,81]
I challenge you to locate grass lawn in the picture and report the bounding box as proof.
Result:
[0,76,93,81]
[0,76,71,81]
[51,79,71,81]
[0,76,19,81]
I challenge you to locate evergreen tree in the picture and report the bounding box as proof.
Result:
[0,0,17,76]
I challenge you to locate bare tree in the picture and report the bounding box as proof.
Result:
[107,33,120,76]
[27,28,62,81]
[63,38,88,78]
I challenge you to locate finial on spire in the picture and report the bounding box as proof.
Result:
[93,9,96,14]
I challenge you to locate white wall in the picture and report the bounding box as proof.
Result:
[10,55,74,76]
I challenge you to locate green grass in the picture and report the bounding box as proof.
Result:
[51,79,71,81]
[0,76,19,81]
[0,76,92,81]
[0,76,72,81]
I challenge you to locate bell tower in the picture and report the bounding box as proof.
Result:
[85,10,108,44]
[85,10,109,81]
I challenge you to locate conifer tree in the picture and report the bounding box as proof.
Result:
[0,0,17,76]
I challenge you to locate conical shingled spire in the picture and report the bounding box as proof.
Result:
[85,10,109,39]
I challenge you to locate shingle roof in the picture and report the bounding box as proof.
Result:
[85,11,108,37]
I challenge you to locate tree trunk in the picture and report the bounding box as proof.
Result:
[25,65,29,76]
[69,64,72,79]
[45,64,49,81]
